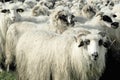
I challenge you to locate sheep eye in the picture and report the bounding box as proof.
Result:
[107,1,110,3]
[103,41,110,48]
[59,15,67,18]
[85,39,90,45]
[99,39,103,46]
[78,40,84,47]
[112,14,117,18]
[1,9,10,13]
[59,15,67,22]
[16,8,24,13]
[71,15,75,18]
[102,15,112,23]
[110,2,114,6]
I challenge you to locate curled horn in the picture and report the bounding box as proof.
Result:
[95,12,104,17]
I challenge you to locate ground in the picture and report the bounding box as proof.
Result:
[0,71,16,80]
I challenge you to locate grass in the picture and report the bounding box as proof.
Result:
[0,71,17,80]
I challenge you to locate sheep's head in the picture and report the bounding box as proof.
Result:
[77,31,110,61]
[1,4,24,22]
[50,7,75,27]
[39,0,54,9]
[24,0,37,8]
[95,12,119,29]
[32,5,49,16]
[82,5,96,19]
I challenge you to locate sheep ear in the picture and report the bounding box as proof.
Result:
[16,8,24,13]
[98,31,106,37]
[1,9,10,13]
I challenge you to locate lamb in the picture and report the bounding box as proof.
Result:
[16,29,109,80]
[5,6,75,71]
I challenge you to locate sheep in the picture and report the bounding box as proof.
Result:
[76,12,119,30]
[0,3,24,40]
[48,6,75,33]
[73,4,96,23]
[16,29,109,80]
[38,0,55,9]
[23,0,37,9]
[70,2,83,16]
[31,2,50,16]
[5,6,75,71]
[0,3,25,70]
[81,4,96,19]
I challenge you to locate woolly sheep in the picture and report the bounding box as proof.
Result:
[23,0,37,9]
[76,12,119,30]
[16,29,109,80]
[5,6,75,71]
[75,12,120,50]
[81,4,96,19]
[73,5,96,23]
[0,3,24,40]
[31,2,50,16]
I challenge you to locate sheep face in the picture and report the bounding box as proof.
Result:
[82,5,96,19]
[24,0,37,8]
[96,12,119,29]
[102,15,119,29]
[1,6,24,22]
[78,32,109,61]
[57,10,75,26]
[50,7,75,27]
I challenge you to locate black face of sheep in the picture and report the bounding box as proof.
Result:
[58,14,75,26]
[59,14,69,25]
[102,15,119,29]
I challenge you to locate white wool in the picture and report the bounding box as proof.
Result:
[5,6,75,71]
[16,30,107,80]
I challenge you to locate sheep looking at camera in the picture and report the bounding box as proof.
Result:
[16,29,109,80]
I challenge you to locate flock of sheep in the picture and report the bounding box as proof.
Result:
[0,0,120,80]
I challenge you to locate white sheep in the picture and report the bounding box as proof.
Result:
[23,0,37,9]
[75,11,120,50]
[81,4,96,19]
[5,6,75,71]
[76,12,119,30]
[0,3,25,70]
[31,2,50,16]
[16,29,109,80]
[73,4,96,23]
[40,0,55,9]
[0,3,24,40]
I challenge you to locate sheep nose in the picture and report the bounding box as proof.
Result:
[92,52,98,60]
[12,16,16,21]
[111,22,119,29]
